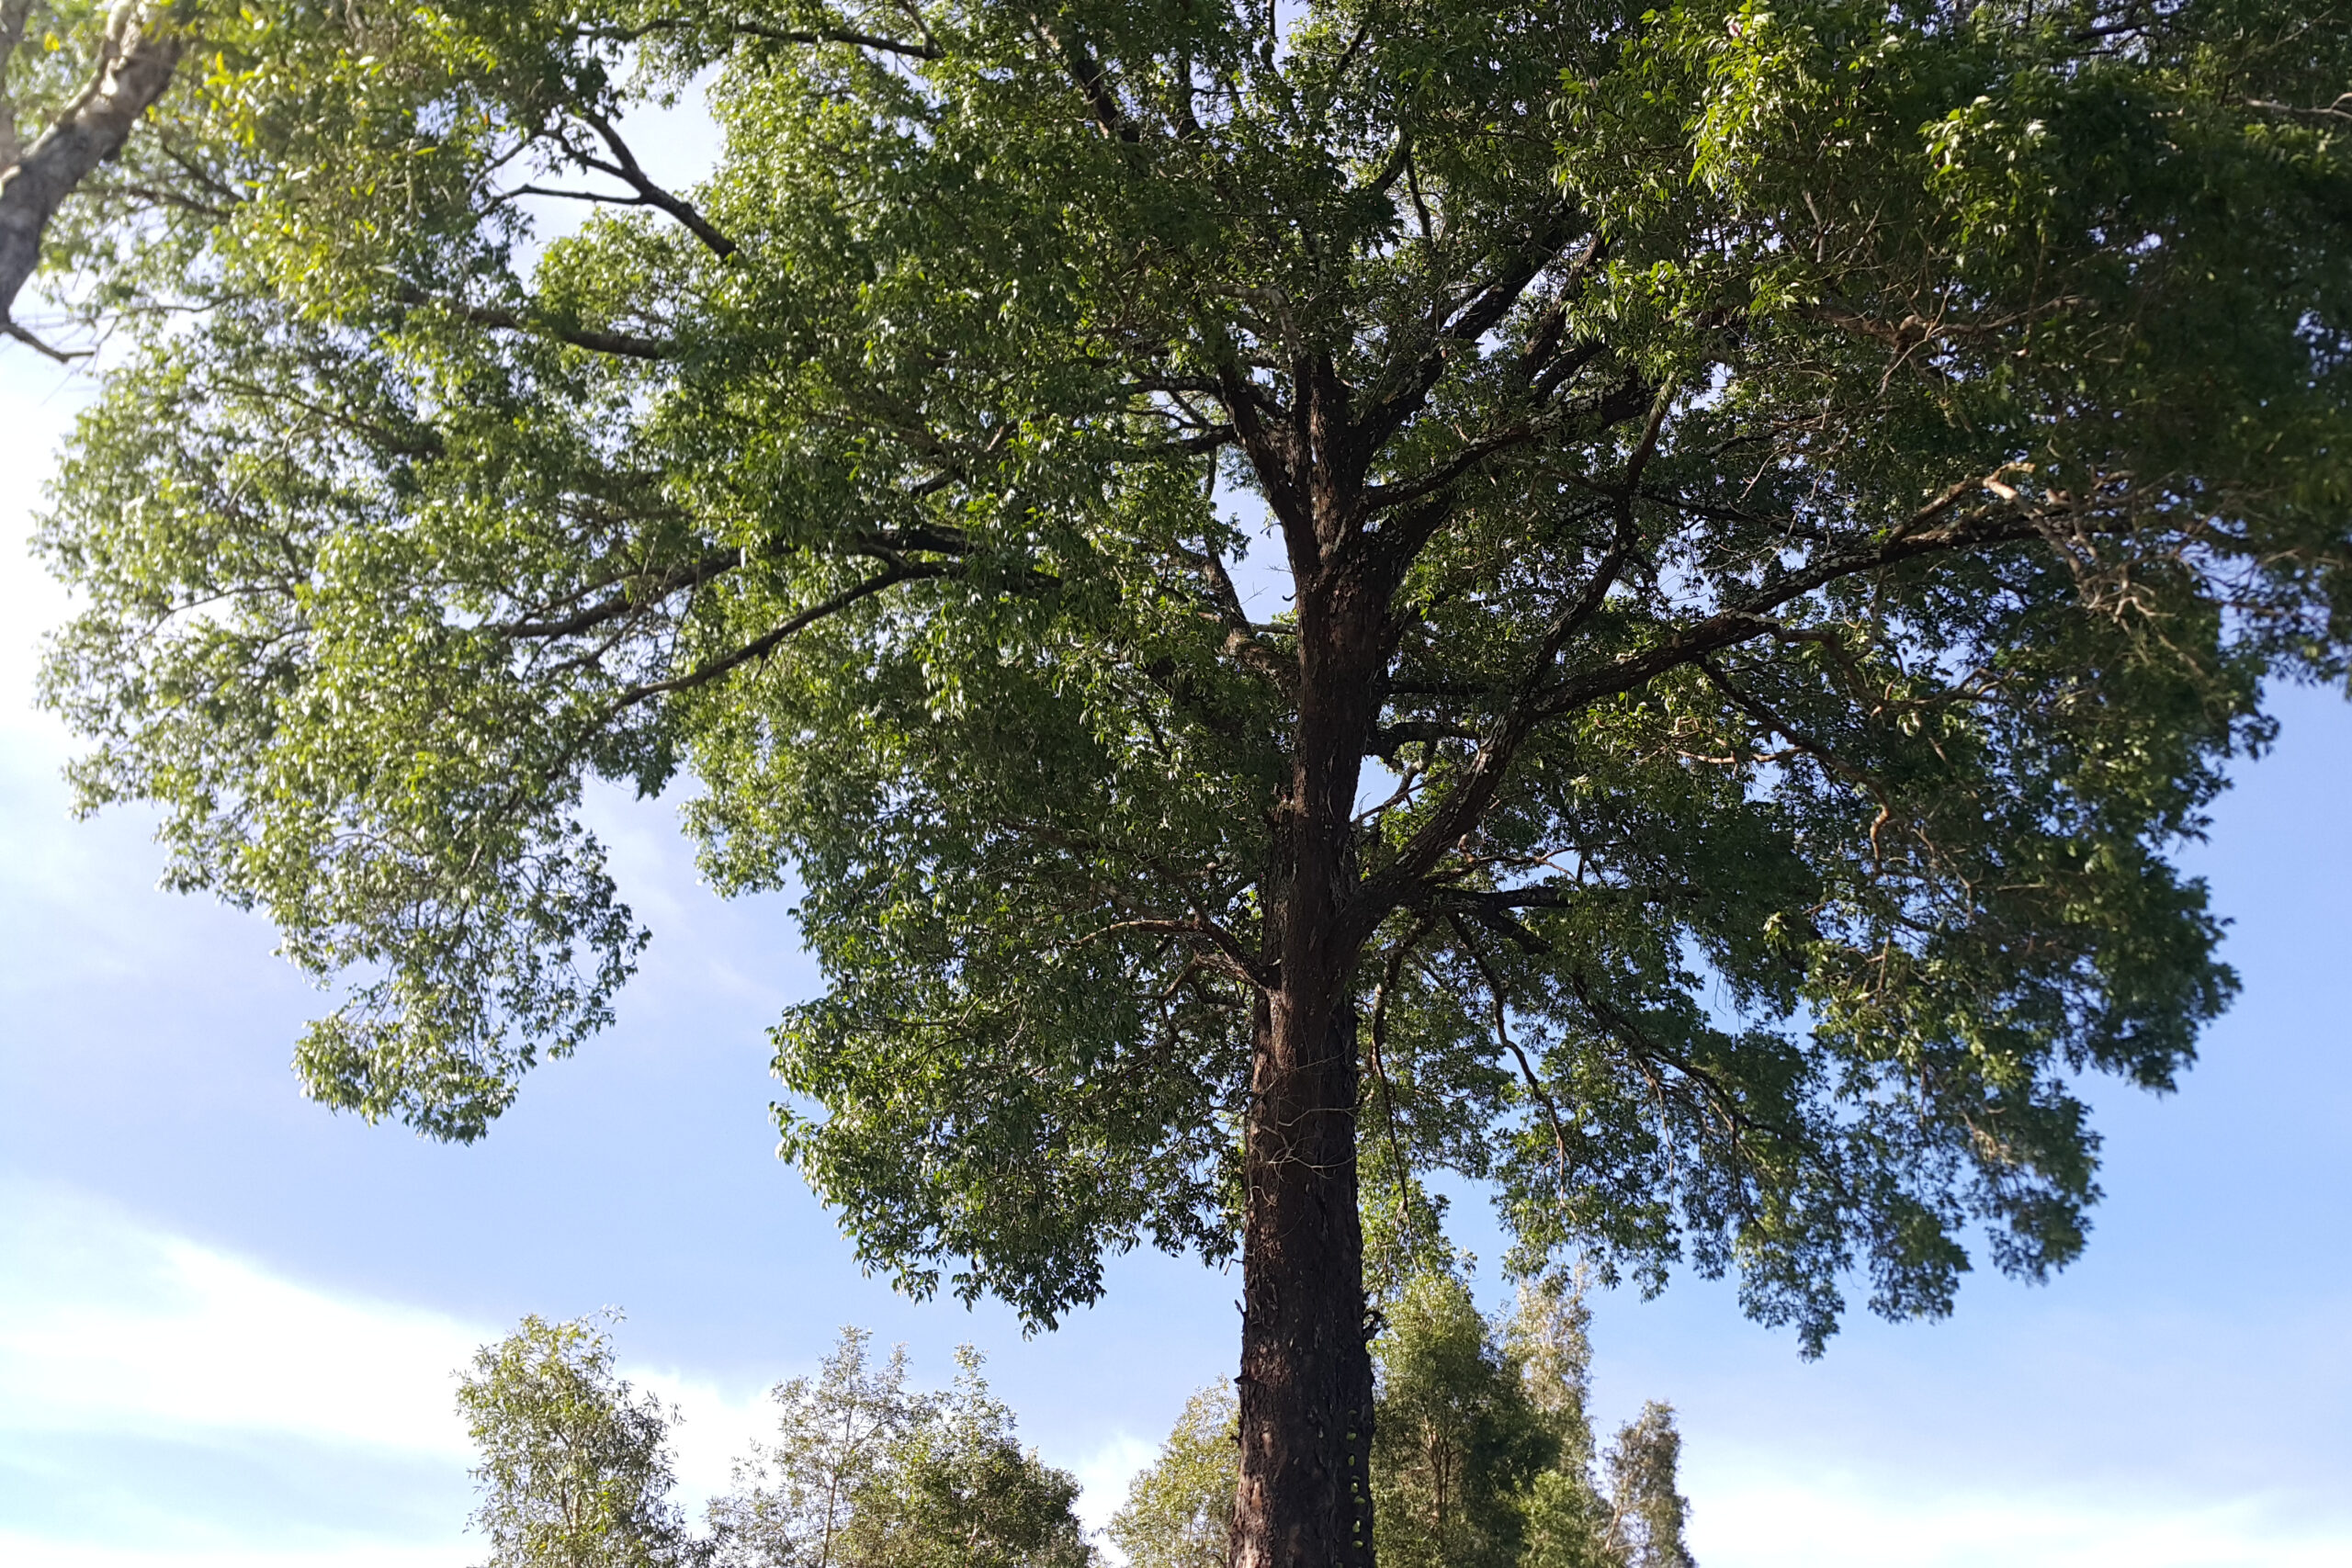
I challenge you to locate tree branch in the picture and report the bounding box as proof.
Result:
[1360,483,2082,920]
[1,1,187,330]
[1071,917,1269,987]
[579,16,943,60]
[570,107,738,260]
[1453,916,1575,1189]
[598,560,946,715]
[409,293,682,362]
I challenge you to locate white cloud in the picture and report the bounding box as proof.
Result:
[1685,1454,2352,1568]
[632,1363,777,1507]
[0,1180,480,1564]
[0,1180,802,1563]
[1070,1431,1158,1540]
[0,1181,481,1458]
[0,1537,467,1568]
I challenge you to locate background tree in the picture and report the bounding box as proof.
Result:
[1509,1279,1612,1568]
[707,1327,935,1568]
[709,1327,1092,1568]
[17,2,2352,1564]
[467,1317,1091,1568]
[830,1351,1096,1568]
[1116,1273,1691,1568]
[1596,1406,1691,1568]
[1108,1384,1238,1568]
[460,1314,692,1568]
[1371,1273,1554,1568]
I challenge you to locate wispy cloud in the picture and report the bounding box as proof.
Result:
[0,1182,480,1456]
[0,1180,803,1565]
[0,1180,478,1563]
[1069,1431,1158,1541]
[0,1537,468,1568]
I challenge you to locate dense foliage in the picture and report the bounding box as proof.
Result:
[13,0,2352,1553]
[712,1328,1095,1568]
[25,0,2352,1346]
[460,1314,695,1568]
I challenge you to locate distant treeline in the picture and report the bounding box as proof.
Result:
[457,1272,1691,1567]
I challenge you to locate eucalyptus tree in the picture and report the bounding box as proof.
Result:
[711,1329,1094,1568]
[15,0,2352,1564]
[461,1314,693,1568]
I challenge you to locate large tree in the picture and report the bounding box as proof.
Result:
[12,1,2352,1563]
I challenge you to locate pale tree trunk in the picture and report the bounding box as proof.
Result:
[0,0,187,355]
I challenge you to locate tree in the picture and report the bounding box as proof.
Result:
[459,1314,692,1568]
[1109,1383,1238,1568]
[707,1326,936,1568]
[17,1,2352,1563]
[712,1329,1094,1568]
[828,1354,1095,1568]
[465,1316,1091,1568]
[1116,1273,1692,1568]
[1596,1406,1690,1568]
[1508,1278,1611,1568]
[1371,1273,1554,1568]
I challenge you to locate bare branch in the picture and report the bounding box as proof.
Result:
[570,107,738,260]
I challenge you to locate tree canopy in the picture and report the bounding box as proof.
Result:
[12,0,2352,1559]
[712,1328,1095,1568]
[460,1313,695,1568]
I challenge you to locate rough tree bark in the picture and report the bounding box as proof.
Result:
[0,0,186,355]
[1232,378,1397,1568]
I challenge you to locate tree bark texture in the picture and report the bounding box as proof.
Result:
[0,1,185,338]
[1234,992,1376,1568]
[1232,525,1390,1568]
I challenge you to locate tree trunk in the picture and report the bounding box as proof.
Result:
[1233,992,1375,1568]
[1232,556,1386,1568]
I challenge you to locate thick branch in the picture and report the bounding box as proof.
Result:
[1033,19,1141,145]
[0,1,187,331]
[571,107,737,259]
[413,295,682,362]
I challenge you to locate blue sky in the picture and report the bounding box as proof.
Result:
[4,310,2350,1564]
